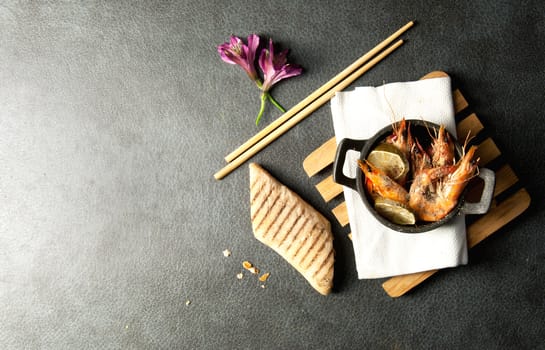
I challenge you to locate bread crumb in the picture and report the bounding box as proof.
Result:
[258,272,270,282]
[185,300,191,306]
[260,285,266,289]
[223,249,231,257]
[242,261,260,274]
[239,260,270,286]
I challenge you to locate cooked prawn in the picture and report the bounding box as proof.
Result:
[410,138,431,177]
[430,125,455,167]
[358,159,409,206]
[408,145,479,222]
[441,145,480,205]
[385,118,413,162]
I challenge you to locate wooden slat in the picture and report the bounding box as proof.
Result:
[467,188,530,248]
[493,165,518,197]
[382,270,437,298]
[456,113,484,141]
[420,71,448,80]
[303,136,337,177]
[332,202,350,226]
[474,138,501,166]
[382,188,531,297]
[453,89,469,113]
[316,175,343,202]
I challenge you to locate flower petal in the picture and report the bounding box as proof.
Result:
[217,35,260,80]
[259,39,302,91]
[247,34,260,58]
[217,45,238,64]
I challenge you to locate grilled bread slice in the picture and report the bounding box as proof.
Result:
[249,163,334,295]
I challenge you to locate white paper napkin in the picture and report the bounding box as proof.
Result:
[330,77,468,279]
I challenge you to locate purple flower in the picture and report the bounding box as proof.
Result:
[217,34,260,81]
[217,34,303,126]
[258,39,303,92]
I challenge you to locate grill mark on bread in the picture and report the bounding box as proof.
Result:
[299,226,326,268]
[300,227,327,270]
[250,179,268,220]
[267,201,293,243]
[262,200,289,241]
[249,175,260,194]
[315,264,334,287]
[282,215,308,255]
[255,191,281,233]
[276,213,303,251]
[250,177,267,207]
[305,233,328,271]
[285,215,312,257]
[313,248,334,278]
[292,222,318,264]
[251,182,279,230]
[299,223,321,270]
[249,171,265,200]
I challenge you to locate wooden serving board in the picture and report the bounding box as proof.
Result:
[302,71,531,297]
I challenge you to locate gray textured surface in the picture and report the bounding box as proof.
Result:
[1,1,544,349]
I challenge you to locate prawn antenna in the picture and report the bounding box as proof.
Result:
[381,82,399,127]
[462,130,476,151]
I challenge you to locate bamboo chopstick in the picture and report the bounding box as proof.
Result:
[223,21,415,164]
[214,38,405,180]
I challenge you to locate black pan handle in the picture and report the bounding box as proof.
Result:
[332,138,367,191]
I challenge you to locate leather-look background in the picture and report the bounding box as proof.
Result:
[1,1,544,349]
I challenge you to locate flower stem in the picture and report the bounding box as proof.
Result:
[265,92,286,113]
[255,93,267,126]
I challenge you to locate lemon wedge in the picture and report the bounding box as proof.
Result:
[366,143,409,182]
[374,197,416,225]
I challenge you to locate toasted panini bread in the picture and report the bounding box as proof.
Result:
[249,163,334,295]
